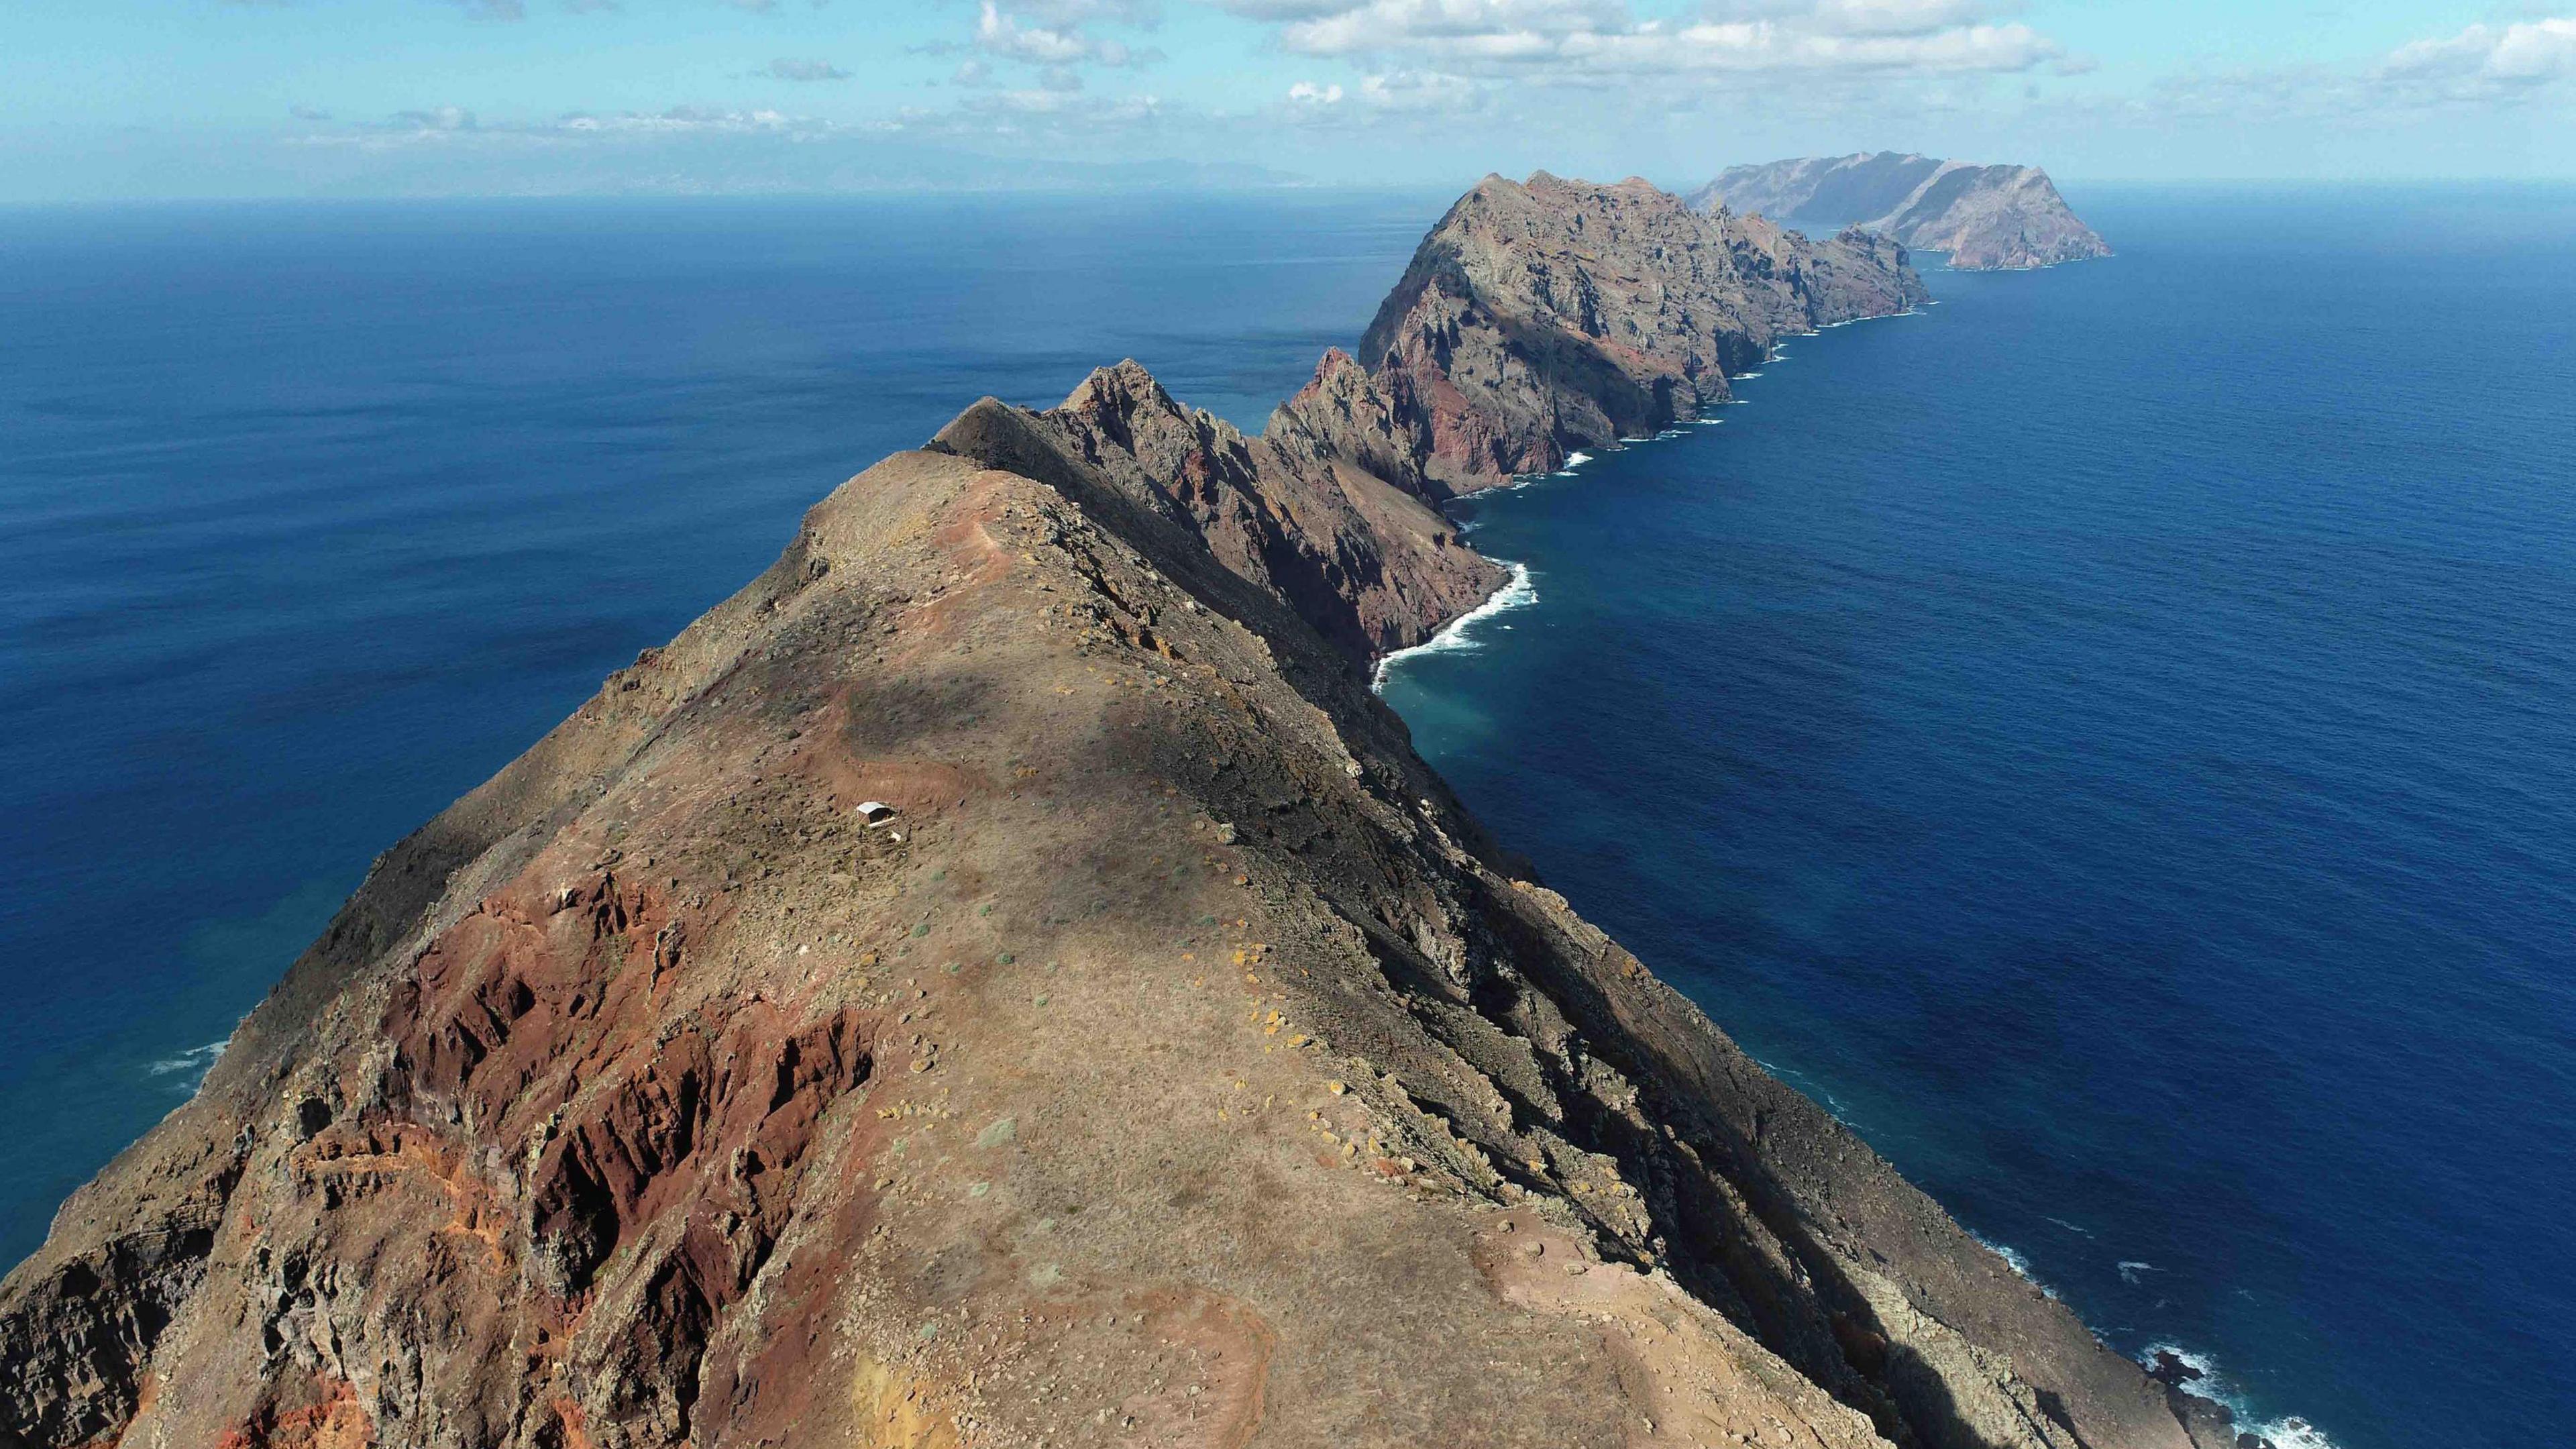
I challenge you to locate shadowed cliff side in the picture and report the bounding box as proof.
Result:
[0,175,2232,1449]
[926,353,1504,673]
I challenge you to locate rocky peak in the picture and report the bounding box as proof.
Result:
[1354,171,1927,492]
[936,354,1503,674]
[0,172,2218,1449]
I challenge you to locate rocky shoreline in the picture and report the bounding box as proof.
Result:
[2,174,2236,1449]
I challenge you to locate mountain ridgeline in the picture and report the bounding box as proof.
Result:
[1691,154,2111,272]
[0,175,2235,1449]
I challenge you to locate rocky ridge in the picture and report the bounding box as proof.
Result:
[1690,155,2110,272]
[0,174,2230,1449]
[1355,172,1927,492]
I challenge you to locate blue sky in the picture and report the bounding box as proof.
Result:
[5,1,2573,198]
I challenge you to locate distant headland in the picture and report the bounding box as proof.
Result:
[1692,153,2112,271]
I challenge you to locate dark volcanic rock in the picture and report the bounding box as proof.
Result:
[1,173,2206,1449]
[2148,1348,2205,1387]
[1693,152,2112,272]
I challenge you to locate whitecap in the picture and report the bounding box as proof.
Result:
[1372,561,1536,691]
[2256,1416,2343,1449]
[2117,1260,2157,1285]
[2044,1216,2096,1237]
[146,1040,227,1095]
[2141,1344,2346,1449]
[146,1040,225,1076]
[1968,1222,2029,1279]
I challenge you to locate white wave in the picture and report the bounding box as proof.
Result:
[146,1040,225,1076]
[1966,1230,2053,1297]
[2141,1343,2345,1449]
[2117,1260,2157,1285]
[1563,449,1592,468]
[1732,370,1764,380]
[2255,1417,2343,1449]
[1371,561,1536,691]
[2043,1216,2096,1237]
[146,1040,227,1095]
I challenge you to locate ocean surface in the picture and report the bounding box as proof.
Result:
[3,186,2570,1448]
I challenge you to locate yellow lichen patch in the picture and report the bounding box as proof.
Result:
[851,1358,963,1449]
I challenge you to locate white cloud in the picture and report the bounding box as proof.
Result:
[1282,68,1487,122]
[2144,14,2576,119]
[974,1,1160,68]
[1357,68,1485,108]
[1219,1,1361,17]
[395,105,480,131]
[1241,0,2061,76]
[307,106,814,150]
[2380,17,2576,98]
[760,57,851,81]
[552,107,801,135]
[1010,0,1164,21]
[1705,0,2004,39]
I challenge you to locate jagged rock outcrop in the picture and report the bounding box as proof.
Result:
[1691,154,2111,272]
[1354,172,1927,492]
[0,174,2219,1449]
[926,354,1503,669]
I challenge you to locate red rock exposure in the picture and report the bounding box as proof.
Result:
[1,177,2231,1449]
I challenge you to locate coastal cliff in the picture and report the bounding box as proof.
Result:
[1690,155,2110,272]
[1356,172,1927,492]
[0,175,2229,1449]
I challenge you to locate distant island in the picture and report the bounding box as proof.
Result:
[1,174,2239,1449]
[1691,152,2112,271]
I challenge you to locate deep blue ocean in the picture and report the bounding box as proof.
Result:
[4,186,2570,1449]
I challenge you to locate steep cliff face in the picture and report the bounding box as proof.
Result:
[1691,154,2110,272]
[1355,172,1927,492]
[0,175,2229,1449]
[924,354,1503,671]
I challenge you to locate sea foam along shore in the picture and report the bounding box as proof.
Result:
[1371,559,1536,692]
[1378,299,1933,692]
[2143,1344,2344,1449]
[1366,301,2347,1448]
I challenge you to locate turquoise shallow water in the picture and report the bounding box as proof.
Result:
[1379,185,2576,1449]
[5,185,2572,1449]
